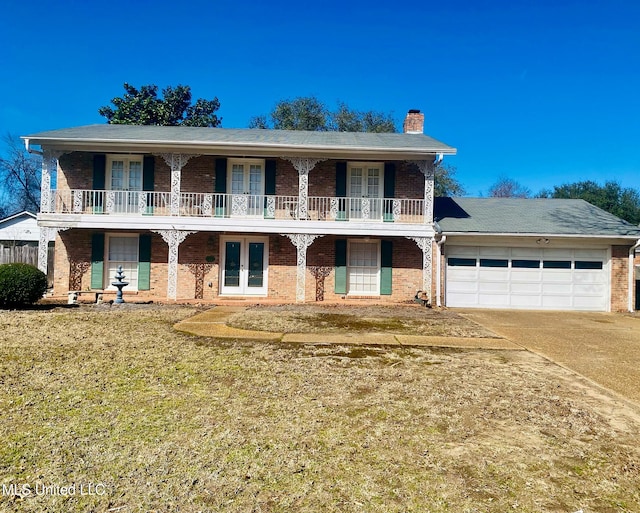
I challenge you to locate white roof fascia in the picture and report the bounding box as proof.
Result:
[442,231,640,240]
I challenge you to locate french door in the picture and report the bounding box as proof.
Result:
[228,160,264,217]
[108,156,142,213]
[220,236,269,295]
[347,163,383,220]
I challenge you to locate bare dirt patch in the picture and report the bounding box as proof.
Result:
[227,303,497,337]
[1,304,639,512]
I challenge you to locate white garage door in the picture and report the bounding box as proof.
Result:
[446,247,609,311]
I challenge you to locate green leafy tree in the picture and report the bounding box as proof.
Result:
[434,162,465,197]
[488,177,531,198]
[250,96,397,132]
[540,180,640,224]
[99,83,222,127]
[0,134,41,215]
[259,96,329,131]
[331,102,396,133]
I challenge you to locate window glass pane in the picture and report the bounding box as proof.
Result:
[231,164,244,194]
[110,161,124,189]
[575,261,603,270]
[249,165,262,195]
[224,241,240,287]
[107,236,138,289]
[448,258,476,267]
[108,237,138,261]
[512,259,540,269]
[367,169,380,197]
[480,258,508,268]
[543,260,571,269]
[350,168,363,196]
[128,161,142,190]
[247,242,264,287]
[348,241,378,294]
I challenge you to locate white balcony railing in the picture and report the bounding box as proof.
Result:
[46,190,426,223]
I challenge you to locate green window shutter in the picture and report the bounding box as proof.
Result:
[143,156,155,191]
[215,158,227,217]
[143,156,155,214]
[138,234,152,290]
[383,163,395,197]
[336,162,347,220]
[383,163,396,222]
[336,162,347,196]
[334,239,347,294]
[93,154,106,190]
[380,240,393,295]
[90,233,105,290]
[265,160,276,195]
[215,158,227,193]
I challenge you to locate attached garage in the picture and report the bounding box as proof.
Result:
[445,246,609,311]
[435,197,640,312]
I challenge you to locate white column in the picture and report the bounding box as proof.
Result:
[406,236,433,303]
[38,226,69,275]
[283,157,326,220]
[152,230,195,300]
[159,154,199,216]
[282,233,323,302]
[38,227,53,274]
[41,149,62,213]
[409,160,435,224]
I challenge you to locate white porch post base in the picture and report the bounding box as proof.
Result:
[282,233,323,302]
[153,230,195,300]
[406,236,433,302]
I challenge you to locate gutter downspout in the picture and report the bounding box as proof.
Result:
[24,138,43,156]
[436,235,447,307]
[628,239,640,312]
[433,220,445,307]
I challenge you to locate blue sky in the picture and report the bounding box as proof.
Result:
[1,0,638,196]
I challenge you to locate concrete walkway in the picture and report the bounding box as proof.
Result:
[174,306,521,350]
[459,309,640,405]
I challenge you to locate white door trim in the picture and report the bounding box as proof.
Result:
[219,235,269,296]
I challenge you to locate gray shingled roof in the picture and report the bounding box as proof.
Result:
[435,198,640,238]
[23,124,456,158]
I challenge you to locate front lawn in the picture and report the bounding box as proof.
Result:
[0,305,638,512]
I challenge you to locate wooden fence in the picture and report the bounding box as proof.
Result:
[0,243,55,287]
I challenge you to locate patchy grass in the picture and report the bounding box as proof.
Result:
[227,303,497,337]
[0,304,639,512]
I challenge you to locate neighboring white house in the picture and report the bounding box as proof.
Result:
[0,211,40,244]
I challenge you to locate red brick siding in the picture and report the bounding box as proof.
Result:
[53,230,424,302]
[56,154,425,201]
[611,245,630,312]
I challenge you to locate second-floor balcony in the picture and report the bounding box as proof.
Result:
[45,189,428,224]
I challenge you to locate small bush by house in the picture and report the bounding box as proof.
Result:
[0,263,47,308]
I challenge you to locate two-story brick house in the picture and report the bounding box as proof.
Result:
[25,110,454,304]
[23,110,640,311]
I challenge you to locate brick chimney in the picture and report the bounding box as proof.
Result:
[403,109,424,134]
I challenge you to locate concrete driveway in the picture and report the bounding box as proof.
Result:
[459,309,640,406]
